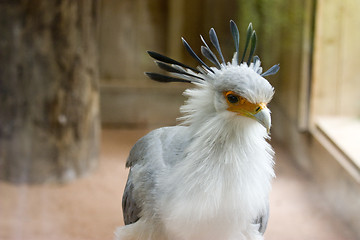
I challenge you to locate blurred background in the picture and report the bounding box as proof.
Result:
[0,0,359,239]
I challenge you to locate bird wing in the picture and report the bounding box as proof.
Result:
[122,126,189,225]
[254,201,270,235]
[122,170,141,225]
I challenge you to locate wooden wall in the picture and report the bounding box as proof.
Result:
[311,0,360,117]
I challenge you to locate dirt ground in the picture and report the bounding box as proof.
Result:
[0,128,356,240]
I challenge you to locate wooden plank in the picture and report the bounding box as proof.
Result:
[338,0,360,115]
[317,116,360,169]
[298,0,315,131]
[311,0,343,119]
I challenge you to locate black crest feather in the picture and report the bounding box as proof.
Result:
[147,51,200,74]
[182,37,214,73]
[200,35,221,69]
[262,64,280,77]
[145,72,191,83]
[230,20,240,64]
[247,31,257,65]
[155,61,204,80]
[209,28,225,64]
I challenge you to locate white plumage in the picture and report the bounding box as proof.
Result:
[115,20,279,240]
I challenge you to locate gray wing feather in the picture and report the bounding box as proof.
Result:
[254,201,270,235]
[122,171,141,225]
[121,127,189,225]
[122,133,152,225]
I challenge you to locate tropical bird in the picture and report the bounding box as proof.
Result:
[115,20,279,240]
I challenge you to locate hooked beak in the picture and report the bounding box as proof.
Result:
[253,107,271,133]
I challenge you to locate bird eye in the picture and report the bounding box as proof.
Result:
[227,94,239,104]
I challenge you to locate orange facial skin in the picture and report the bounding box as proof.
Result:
[223,91,267,118]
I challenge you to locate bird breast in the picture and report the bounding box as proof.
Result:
[157,125,274,239]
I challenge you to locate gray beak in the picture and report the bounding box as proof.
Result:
[254,107,271,133]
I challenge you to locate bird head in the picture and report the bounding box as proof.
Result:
[146,21,279,133]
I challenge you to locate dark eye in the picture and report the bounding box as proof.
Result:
[227,94,239,104]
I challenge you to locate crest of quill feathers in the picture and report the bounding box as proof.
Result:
[145,20,279,84]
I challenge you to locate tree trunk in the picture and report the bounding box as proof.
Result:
[0,0,100,183]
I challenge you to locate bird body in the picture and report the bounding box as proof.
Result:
[115,21,279,240]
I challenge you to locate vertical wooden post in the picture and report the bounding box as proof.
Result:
[0,0,100,183]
